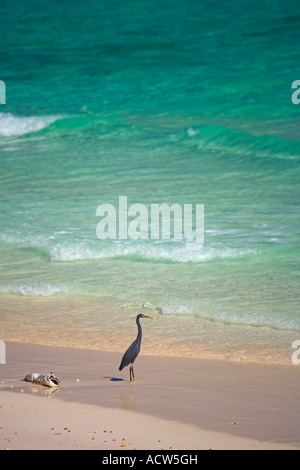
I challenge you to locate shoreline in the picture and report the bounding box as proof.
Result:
[1,305,298,366]
[1,341,300,450]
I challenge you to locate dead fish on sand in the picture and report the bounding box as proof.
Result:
[24,372,60,388]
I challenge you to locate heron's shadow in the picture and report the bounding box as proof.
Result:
[103,376,124,382]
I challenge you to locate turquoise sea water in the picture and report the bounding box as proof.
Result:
[0,0,300,363]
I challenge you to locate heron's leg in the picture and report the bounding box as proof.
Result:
[129,364,135,383]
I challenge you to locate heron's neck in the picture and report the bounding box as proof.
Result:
[136,317,142,342]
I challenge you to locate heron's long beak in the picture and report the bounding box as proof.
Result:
[145,316,154,319]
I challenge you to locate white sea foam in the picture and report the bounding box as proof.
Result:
[161,299,300,331]
[0,283,68,296]
[0,230,257,263]
[49,242,256,263]
[162,302,195,315]
[0,112,60,137]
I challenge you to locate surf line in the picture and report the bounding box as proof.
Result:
[96,196,204,251]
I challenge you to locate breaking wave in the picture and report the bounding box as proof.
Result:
[49,242,256,263]
[0,232,257,263]
[0,112,60,137]
[0,282,68,296]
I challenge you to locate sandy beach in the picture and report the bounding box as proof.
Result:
[1,341,300,450]
[1,0,300,454]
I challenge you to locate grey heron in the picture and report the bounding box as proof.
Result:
[119,314,154,382]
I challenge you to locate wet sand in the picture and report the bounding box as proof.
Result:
[1,341,300,450]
